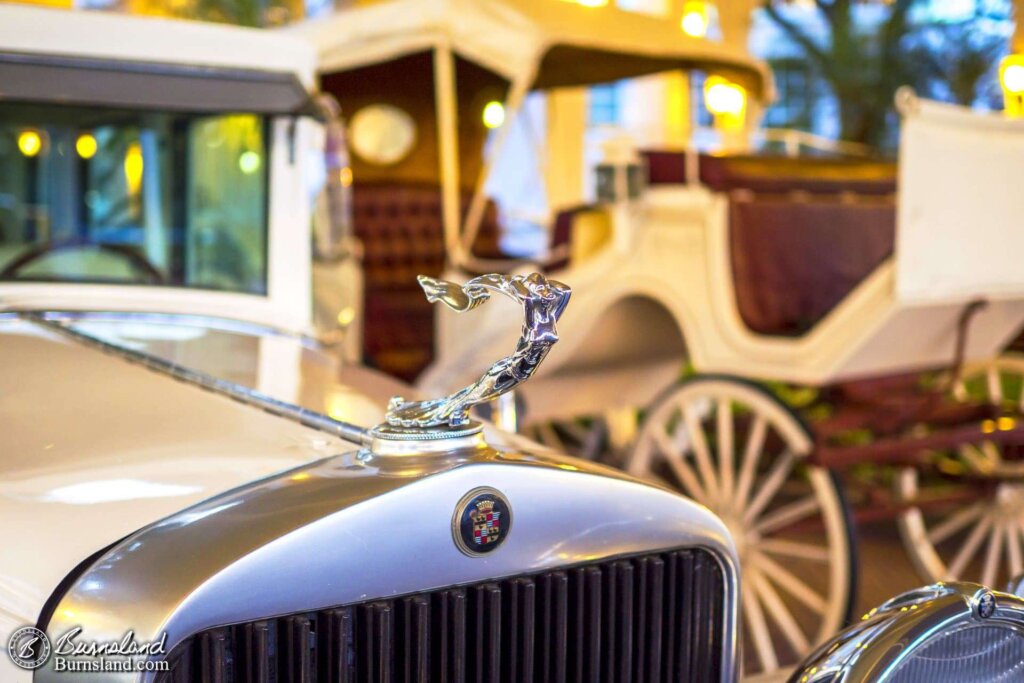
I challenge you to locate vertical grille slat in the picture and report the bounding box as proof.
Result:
[505,577,535,683]
[582,566,603,683]
[601,561,618,681]
[614,561,634,683]
[662,553,678,683]
[199,628,231,683]
[567,568,585,683]
[282,615,313,683]
[161,548,726,683]
[676,551,697,682]
[320,608,355,683]
[642,556,664,683]
[399,596,430,683]
[633,559,648,682]
[467,584,502,683]
[238,620,272,683]
[433,588,467,683]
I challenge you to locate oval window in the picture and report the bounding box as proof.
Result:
[348,104,417,166]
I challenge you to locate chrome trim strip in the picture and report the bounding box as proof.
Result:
[32,310,322,348]
[23,312,371,446]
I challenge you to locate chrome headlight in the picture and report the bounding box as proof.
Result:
[790,582,1024,682]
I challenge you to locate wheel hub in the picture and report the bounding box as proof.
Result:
[996,482,1024,519]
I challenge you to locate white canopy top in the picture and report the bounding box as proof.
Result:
[289,0,773,100]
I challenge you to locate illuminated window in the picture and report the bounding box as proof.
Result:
[763,59,824,130]
[589,82,622,125]
[0,104,269,294]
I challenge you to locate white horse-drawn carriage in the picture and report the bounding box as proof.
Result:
[294,1,1024,676]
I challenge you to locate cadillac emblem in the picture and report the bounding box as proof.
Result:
[454,487,511,556]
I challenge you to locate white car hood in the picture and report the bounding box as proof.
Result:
[0,315,397,656]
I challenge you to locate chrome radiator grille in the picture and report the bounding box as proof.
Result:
[158,548,725,683]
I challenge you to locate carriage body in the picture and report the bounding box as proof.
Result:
[423,94,1024,419]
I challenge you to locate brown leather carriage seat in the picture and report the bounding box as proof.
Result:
[353,182,504,380]
[716,156,897,336]
[729,196,896,336]
[640,150,898,337]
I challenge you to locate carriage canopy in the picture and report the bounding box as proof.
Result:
[291,0,773,100]
[290,0,773,267]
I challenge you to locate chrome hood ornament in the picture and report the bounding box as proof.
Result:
[383,272,570,433]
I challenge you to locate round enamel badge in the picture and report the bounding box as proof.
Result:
[453,487,512,556]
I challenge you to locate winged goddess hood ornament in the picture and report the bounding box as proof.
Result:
[383,272,571,432]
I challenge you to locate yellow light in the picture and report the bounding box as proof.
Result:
[680,2,709,38]
[1005,65,1024,93]
[482,100,505,129]
[1001,56,1024,94]
[124,142,144,194]
[290,472,311,482]
[76,133,97,160]
[339,166,353,187]
[998,416,1016,431]
[336,306,356,326]
[17,130,42,158]
[572,0,608,6]
[704,78,746,117]
[238,150,261,175]
[1001,55,1024,117]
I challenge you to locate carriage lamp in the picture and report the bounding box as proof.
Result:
[17,130,43,158]
[704,76,747,131]
[1000,54,1024,117]
[76,133,97,160]
[790,582,1024,683]
[680,1,711,38]
[482,100,505,129]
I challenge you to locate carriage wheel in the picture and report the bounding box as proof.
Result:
[897,353,1024,588]
[526,417,611,463]
[525,408,639,467]
[627,375,856,678]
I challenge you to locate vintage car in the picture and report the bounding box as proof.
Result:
[789,580,1024,683]
[0,6,742,683]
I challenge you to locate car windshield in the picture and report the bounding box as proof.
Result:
[0,102,268,294]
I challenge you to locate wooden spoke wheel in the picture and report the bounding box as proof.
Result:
[897,354,1024,589]
[525,409,641,468]
[626,375,856,679]
[526,417,611,463]
[952,353,1024,412]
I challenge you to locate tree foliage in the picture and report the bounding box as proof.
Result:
[156,0,303,27]
[762,0,1011,147]
[762,0,916,148]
